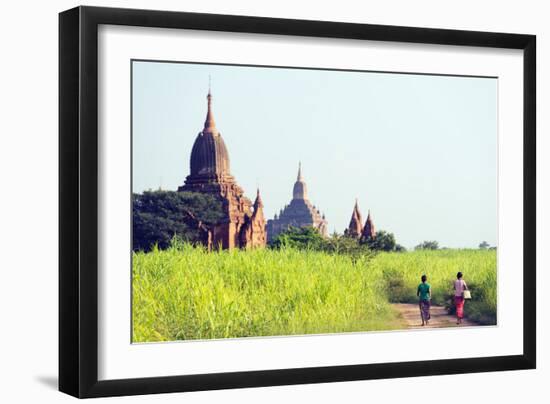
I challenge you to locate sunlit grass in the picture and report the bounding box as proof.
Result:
[132,245,496,342]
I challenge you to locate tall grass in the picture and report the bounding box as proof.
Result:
[132,243,401,342]
[371,249,497,324]
[132,245,497,342]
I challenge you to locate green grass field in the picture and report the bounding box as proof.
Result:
[132,244,496,342]
[370,249,497,324]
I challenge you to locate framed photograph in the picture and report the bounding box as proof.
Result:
[59,6,536,398]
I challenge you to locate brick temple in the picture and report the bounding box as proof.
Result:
[266,163,328,243]
[178,90,266,250]
[344,199,376,241]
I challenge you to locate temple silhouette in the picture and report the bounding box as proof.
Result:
[266,163,328,243]
[344,199,376,241]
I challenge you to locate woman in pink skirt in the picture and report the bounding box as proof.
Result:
[454,272,469,325]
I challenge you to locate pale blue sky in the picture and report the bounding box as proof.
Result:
[132,60,497,249]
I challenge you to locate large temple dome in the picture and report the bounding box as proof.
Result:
[189,91,231,177]
[189,132,230,176]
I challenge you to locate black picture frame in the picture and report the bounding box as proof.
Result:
[59,5,536,398]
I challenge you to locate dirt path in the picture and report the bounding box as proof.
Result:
[393,303,477,329]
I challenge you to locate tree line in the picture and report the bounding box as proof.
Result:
[132,190,493,253]
[133,190,407,254]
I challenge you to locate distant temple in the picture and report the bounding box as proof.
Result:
[344,199,376,241]
[178,90,266,250]
[266,163,328,242]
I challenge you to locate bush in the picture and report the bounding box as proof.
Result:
[269,226,326,250]
[382,268,408,303]
[271,227,375,262]
[415,240,439,250]
[323,234,375,262]
[364,230,398,252]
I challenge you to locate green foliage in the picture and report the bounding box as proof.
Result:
[132,243,402,342]
[270,226,326,250]
[271,227,374,262]
[382,268,408,303]
[132,190,224,252]
[365,230,398,252]
[271,226,402,256]
[323,233,374,261]
[479,241,490,249]
[415,240,440,250]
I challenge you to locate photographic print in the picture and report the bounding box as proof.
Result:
[131,60,498,343]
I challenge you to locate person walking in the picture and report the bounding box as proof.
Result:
[417,274,431,326]
[454,272,469,325]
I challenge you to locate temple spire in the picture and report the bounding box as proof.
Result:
[292,162,308,200]
[354,198,363,226]
[362,210,376,240]
[254,188,263,208]
[251,187,265,225]
[297,161,303,181]
[345,199,363,238]
[203,81,217,134]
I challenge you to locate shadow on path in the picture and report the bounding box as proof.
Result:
[393,303,477,329]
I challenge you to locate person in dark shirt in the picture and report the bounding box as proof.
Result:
[417,274,431,326]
